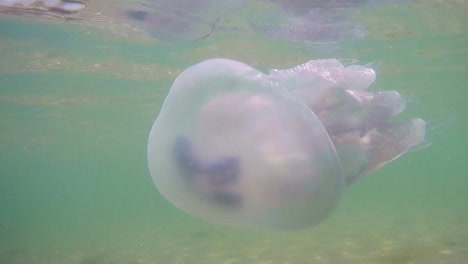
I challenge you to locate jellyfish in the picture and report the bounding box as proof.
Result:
[147,58,426,230]
[1,0,410,45]
[0,0,246,42]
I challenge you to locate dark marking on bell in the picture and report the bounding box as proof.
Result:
[126,10,149,22]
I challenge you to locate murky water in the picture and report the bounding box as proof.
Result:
[0,1,467,263]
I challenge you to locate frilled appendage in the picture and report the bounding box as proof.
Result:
[270,59,426,185]
[148,58,426,230]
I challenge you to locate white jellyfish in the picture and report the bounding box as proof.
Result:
[147,58,426,230]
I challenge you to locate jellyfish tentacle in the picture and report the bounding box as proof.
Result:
[361,118,426,176]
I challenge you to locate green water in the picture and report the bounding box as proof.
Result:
[0,2,467,264]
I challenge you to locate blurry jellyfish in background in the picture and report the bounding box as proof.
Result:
[147,58,426,230]
[118,0,247,42]
[0,0,247,42]
[0,0,409,45]
[247,0,410,52]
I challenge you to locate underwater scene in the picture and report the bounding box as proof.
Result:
[0,0,467,263]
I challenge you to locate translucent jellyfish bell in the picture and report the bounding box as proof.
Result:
[147,58,426,230]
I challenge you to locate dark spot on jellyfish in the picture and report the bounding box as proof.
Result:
[359,125,368,138]
[173,136,200,180]
[173,136,240,186]
[202,157,240,186]
[173,137,242,208]
[212,192,242,208]
[126,10,149,22]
